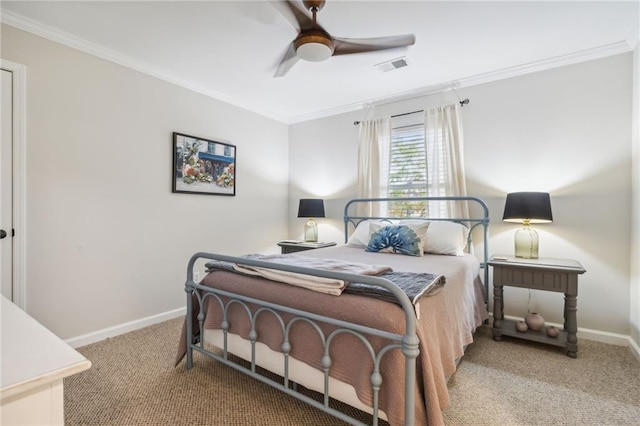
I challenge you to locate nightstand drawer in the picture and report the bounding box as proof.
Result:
[493,267,575,293]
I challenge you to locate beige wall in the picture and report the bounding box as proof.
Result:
[289,53,634,337]
[2,21,636,346]
[1,24,289,339]
[631,43,639,350]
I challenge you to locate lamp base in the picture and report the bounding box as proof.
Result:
[514,225,539,259]
[304,219,318,242]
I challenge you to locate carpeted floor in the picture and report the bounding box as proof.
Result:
[64,317,640,425]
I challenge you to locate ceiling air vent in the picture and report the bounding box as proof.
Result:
[375,57,409,73]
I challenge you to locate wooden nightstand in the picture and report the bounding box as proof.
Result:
[277,241,336,254]
[488,255,586,358]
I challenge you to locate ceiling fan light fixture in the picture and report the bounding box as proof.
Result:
[272,0,416,76]
[294,32,334,62]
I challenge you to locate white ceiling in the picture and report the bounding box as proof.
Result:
[1,1,638,123]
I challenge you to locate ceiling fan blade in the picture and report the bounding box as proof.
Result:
[274,42,300,77]
[270,1,322,32]
[332,34,416,56]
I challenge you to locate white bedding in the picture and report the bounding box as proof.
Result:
[203,329,389,420]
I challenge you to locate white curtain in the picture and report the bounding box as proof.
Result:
[424,103,469,218]
[356,118,391,217]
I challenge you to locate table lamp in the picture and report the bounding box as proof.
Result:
[502,192,553,259]
[297,199,325,242]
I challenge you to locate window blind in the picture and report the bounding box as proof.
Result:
[387,123,428,216]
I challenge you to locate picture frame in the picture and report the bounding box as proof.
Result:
[172,132,236,196]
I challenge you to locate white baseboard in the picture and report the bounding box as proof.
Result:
[65,307,186,349]
[65,309,640,362]
[579,327,640,362]
[494,314,640,360]
[629,336,640,362]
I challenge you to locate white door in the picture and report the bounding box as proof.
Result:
[1,69,13,300]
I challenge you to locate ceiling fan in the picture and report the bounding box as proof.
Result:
[271,0,416,77]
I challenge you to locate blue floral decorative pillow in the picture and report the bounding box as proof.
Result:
[365,224,424,257]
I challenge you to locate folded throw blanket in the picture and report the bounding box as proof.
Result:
[345,271,445,308]
[205,254,445,309]
[207,254,392,296]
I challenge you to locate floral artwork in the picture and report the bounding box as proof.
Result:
[172,132,236,196]
[216,163,234,188]
[180,140,213,184]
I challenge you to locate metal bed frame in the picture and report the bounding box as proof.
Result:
[184,196,490,426]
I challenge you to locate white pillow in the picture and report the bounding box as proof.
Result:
[398,219,430,226]
[346,219,396,247]
[424,221,469,256]
[397,220,430,246]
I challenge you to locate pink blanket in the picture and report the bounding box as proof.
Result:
[177,246,487,425]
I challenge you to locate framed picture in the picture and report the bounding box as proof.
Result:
[172,132,236,196]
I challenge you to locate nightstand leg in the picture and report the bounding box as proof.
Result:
[492,283,504,341]
[564,293,578,358]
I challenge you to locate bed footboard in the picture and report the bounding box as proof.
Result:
[184,252,419,426]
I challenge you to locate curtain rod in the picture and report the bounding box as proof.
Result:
[353,98,469,126]
[392,109,423,118]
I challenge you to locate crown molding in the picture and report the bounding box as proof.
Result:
[287,81,460,124]
[2,8,634,125]
[289,40,634,123]
[0,10,289,124]
[287,102,366,124]
[457,41,634,89]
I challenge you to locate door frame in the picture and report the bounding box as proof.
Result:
[1,59,26,309]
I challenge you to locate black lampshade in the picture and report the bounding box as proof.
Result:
[503,192,553,224]
[297,199,325,218]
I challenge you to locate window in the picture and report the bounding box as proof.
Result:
[357,104,465,219]
[386,113,451,218]
[387,121,428,217]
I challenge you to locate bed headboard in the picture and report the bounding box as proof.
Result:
[343,196,490,303]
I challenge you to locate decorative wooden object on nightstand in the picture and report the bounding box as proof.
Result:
[277,241,336,254]
[488,255,586,358]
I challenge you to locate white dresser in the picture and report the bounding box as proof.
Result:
[1,295,91,425]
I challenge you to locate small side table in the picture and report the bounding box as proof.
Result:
[488,255,586,358]
[277,241,336,254]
